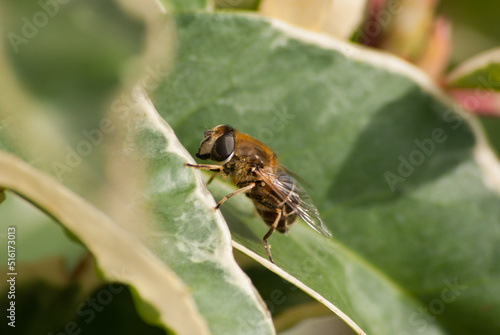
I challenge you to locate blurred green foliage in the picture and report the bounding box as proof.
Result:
[2,0,144,131]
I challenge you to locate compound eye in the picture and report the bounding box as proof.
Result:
[211,133,235,163]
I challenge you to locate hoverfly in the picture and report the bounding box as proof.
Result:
[185,125,332,263]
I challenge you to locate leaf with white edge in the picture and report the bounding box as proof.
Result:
[0,194,86,267]
[278,314,353,335]
[446,48,500,116]
[447,48,500,90]
[0,85,276,334]
[103,87,275,335]
[0,151,209,335]
[150,12,500,334]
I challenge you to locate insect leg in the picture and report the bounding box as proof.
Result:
[215,183,255,210]
[184,163,222,172]
[263,208,282,263]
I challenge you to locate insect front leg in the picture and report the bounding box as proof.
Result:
[263,208,282,264]
[185,163,223,186]
[184,163,223,172]
[215,182,255,210]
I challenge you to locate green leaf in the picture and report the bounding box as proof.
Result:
[0,151,209,334]
[150,12,500,334]
[159,0,213,11]
[437,0,500,64]
[216,0,260,10]
[0,1,275,332]
[104,88,275,334]
[0,194,85,267]
[447,48,500,90]
[0,87,275,334]
[479,117,500,158]
[2,0,144,123]
[0,255,166,334]
[445,48,500,159]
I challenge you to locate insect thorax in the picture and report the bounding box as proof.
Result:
[224,155,263,186]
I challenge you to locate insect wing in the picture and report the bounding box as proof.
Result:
[256,169,333,238]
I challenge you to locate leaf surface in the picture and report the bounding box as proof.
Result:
[150,12,500,334]
[447,48,500,90]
